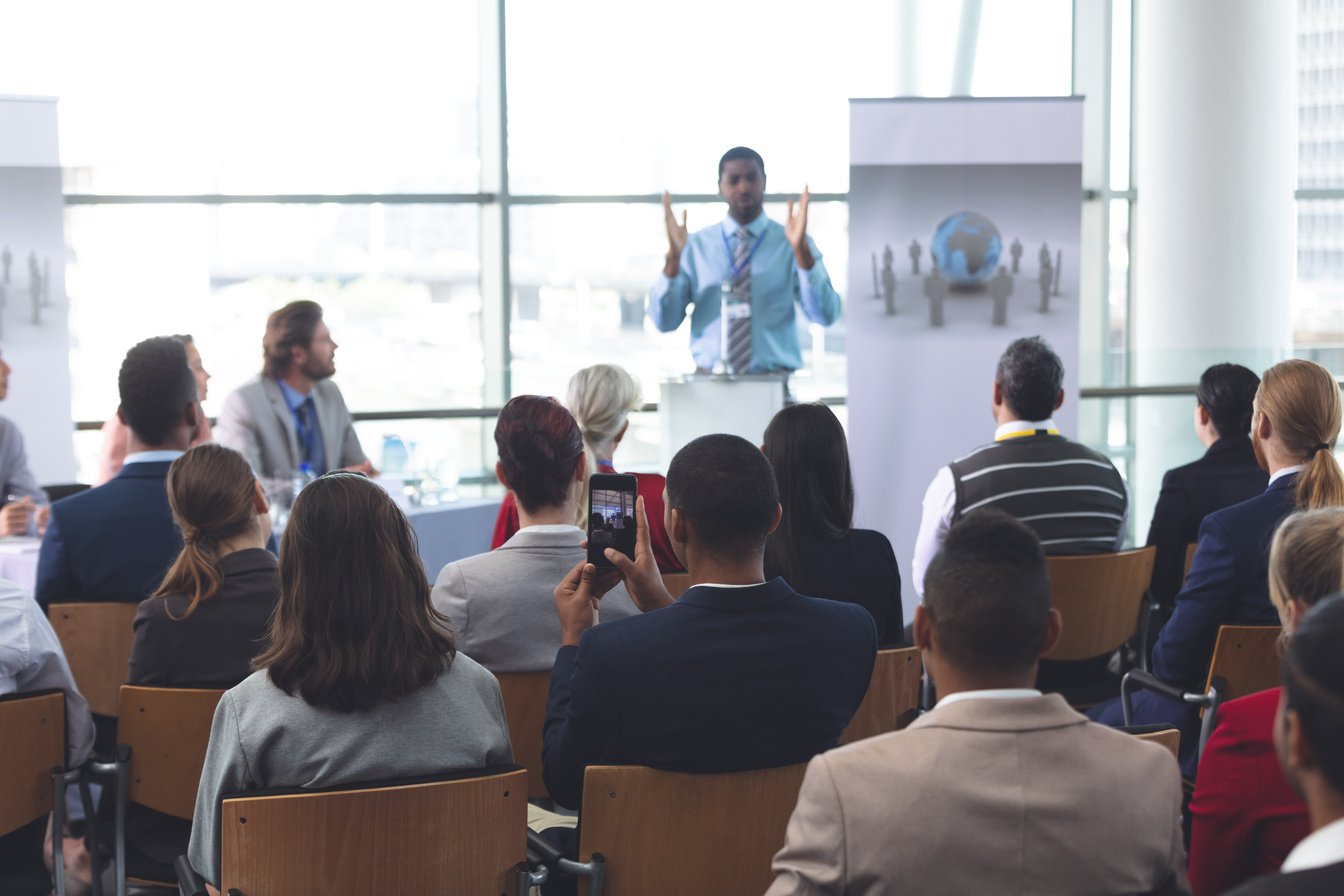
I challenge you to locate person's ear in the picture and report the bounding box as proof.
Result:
[1285,597,1311,634]
[668,506,689,546]
[251,479,269,514]
[1197,405,1212,427]
[992,382,1004,408]
[184,401,200,429]
[495,461,512,493]
[1052,389,1064,412]
[913,604,934,651]
[1257,409,1273,442]
[115,405,127,426]
[765,503,782,535]
[1285,707,1313,775]
[1039,608,1063,656]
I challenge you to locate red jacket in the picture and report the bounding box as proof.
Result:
[491,469,684,573]
[1188,687,1310,896]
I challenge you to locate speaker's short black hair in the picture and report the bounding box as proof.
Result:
[1196,363,1261,437]
[995,336,1064,422]
[718,146,765,179]
[1282,594,1344,794]
[666,433,778,557]
[118,337,197,445]
[923,510,1052,676]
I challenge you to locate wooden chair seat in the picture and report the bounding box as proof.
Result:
[0,691,64,838]
[660,572,691,600]
[496,671,551,799]
[1042,546,1156,662]
[839,647,921,745]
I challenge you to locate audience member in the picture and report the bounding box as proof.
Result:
[1147,363,1267,608]
[0,577,95,895]
[762,402,902,643]
[910,336,1126,602]
[1188,509,1342,895]
[491,363,682,571]
[542,433,876,811]
[95,334,213,486]
[129,444,277,686]
[187,473,512,887]
[1225,597,1344,895]
[1093,358,1344,773]
[36,337,200,611]
[767,510,1188,896]
[433,395,638,672]
[0,348,48,536]
[215,300,374,478]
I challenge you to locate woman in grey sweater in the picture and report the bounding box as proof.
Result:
[187,473,513,888]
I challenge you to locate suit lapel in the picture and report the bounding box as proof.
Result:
[261,378,301,471]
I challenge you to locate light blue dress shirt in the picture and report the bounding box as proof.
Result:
[276,379,326,474]
[647,212,842,372]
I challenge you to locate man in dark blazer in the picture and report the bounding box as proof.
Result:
[36,338,201,610]
[542,434,877,811]
[1146,363,1267,606]
[1227,598,1344,896]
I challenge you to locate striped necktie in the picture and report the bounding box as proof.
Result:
[726,227,753,374]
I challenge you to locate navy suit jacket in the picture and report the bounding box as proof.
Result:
[542,578,877,810]
[1145,435,1268,606]
[1152,472,1296,691]
[35,461,182,610]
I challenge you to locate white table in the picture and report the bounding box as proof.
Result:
[0,536,41,594]
[407,498,503,579]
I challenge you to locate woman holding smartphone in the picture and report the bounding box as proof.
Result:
[762,403,902,644]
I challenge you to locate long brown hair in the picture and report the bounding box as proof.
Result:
[1256,359,1344,510]
[253,473,455,713]
[152,444,259,620]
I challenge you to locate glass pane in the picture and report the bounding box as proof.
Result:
[1106,198,1132,384]
[1109,0,1133,191]
[508,200,848,406]
[2,2,479,193]
[1298,0,1344,189]
[1295,199,1344,363]
[66,203,483,424]
[969,0,1074,97]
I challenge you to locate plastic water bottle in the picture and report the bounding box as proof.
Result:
[382,435,410,475]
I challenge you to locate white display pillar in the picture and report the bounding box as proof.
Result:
[1132,0,1295,527]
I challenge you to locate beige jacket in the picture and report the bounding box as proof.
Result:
[766,693,1189,896]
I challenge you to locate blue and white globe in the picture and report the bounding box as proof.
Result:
[931,211,1002,284]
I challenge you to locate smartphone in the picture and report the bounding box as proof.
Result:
[587,473,638,568]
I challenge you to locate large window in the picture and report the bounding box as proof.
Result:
[2,0,1081,482]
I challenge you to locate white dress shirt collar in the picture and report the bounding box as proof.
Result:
[123,449,185,466]
[994,419,1058,441]
[1269,464,1306,487]
[936,688,1042,709]
[1281,815,1344,872]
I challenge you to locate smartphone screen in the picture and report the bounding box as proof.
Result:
[587,473,638,568]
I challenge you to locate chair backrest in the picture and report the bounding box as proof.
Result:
[118,686,226,819]
[0,691,64,837]
[1131,726,1181,761]
[661,572,691,599]
[1183,542,1198,586]
[839,647,922,745]
[1042,547,1156,661]
[495,670,551,799]
[220,768,527,896]
[47,602,138,717]
[578,763,807,896]
[1205,625,1283,702]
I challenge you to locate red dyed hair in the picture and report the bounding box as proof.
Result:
[495,395,584,513]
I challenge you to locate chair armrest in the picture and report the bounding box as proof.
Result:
[526,829,565,869]
[175,855,207,896]
[525,828,606,887]
[1121,670,1210,725]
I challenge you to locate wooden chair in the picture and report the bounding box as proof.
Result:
[177,767,529,896]
[1042,547,1156,664]
[1122,624,1282,762]
[839,647,922,745]
[496,671,551,799]
[1182,542,1198,586]
[531,763,807,895]
[95,687,226,890]
[0,690,83,896]
[660,572,691,600]
[46,603,138,717]
[1129,726,1181,761]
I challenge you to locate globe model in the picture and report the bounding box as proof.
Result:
[931,211,1002,284]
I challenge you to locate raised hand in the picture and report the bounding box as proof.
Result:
[604,496,674,613]
[662,191,689,277]
[785,186,815,270]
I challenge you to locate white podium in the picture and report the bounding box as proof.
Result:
[659,374,787,470]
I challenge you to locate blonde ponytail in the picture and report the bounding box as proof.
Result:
[1256,359,1344,511]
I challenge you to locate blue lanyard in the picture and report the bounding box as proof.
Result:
[720,225,765,278]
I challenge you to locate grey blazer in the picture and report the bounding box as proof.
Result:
[431,525,641,672]
[768,694,1190,896]
[214,376,366,478]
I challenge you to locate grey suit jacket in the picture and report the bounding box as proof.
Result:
[767,694,1189,896]
[214,376,366,478]
[431,525,640,673]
